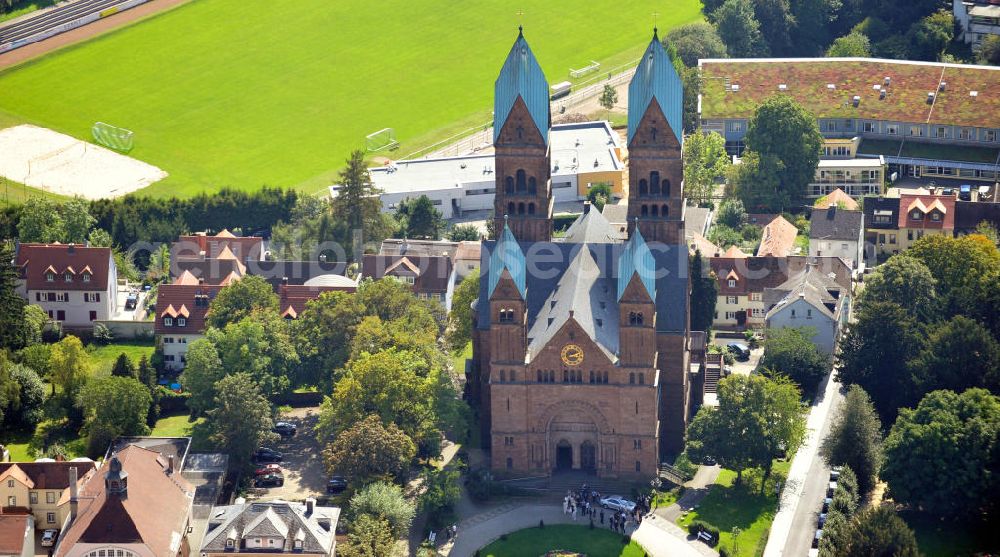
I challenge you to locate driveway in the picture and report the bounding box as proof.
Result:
[247,407,329,502]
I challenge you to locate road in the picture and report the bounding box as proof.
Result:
[763,364,845,557]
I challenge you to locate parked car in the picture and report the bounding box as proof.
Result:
[327,476,348,494]
[273,422,297,437]
[960,184,972,201]
[599,496,636,513]
[253,448,283,463]
[124,292,138,310]
[255,473,284,488]
[41,529,58,547]
[254,464,282,476]
[812,529,823,548]
[829,467,841,481]
[726,342,750,361]
[818,513,827,528]
[827,481,838,497]
[822,497,832,513]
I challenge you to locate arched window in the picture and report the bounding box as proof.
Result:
[549,370,556,382]
[641,205,649,217]
[629,372,636,384]
[516,169,527,191]
[537,370,542,382]
[506,457,513,469]
[528,177,537,194]
[510,370,516,381]
[663,179,670,196]
[528,203,535,215]
[518,202,526,214]
[630,312,643,326]
[563,370,569,382]
[603,371,609,383]
[651,205,659,217]
[505,176,514,194]
[650,171,660,195]
[589,371,595,383]
[639,373,645,385]
[499,370,506,382]
[662,205,669,217]
[636,313,643,325]
[639,179,648,195]
[507,201,515,215]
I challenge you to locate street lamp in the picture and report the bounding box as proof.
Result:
[649,477,662,511]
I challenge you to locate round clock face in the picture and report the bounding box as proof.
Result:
[561,344,584,366]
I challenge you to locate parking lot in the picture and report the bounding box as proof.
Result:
[711,337,763,376]
[247,407,330,502]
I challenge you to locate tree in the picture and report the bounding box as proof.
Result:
[447,270,479,351]
[396,195,444,240]
[908,234,1000,319]
[110,353,138,379]
[686,374,805,490]
[137,355,156,391]
[790,0,840,55]
[205,275,279,329]
[860,255,938,322]
[683,131,730,207]
[690,251,718,333]
[294,291,366,389]
[86,228,113,248]
[598,84,618,119]
[349,482,416,537]
[21,306,47,348]
[16,197,64,243]
[586,183,613,212]
[743,95,823,211]
[78,376,152,456]
[331,150,383,257]
[755,0,795,56]
[49,336,91,402]
[726,150,782,212]
[207,312,297,399]
[883,388,1000,518]
[716,198,747,229]
[61,197,96,244]
[179,339,225,415]
[837,302,922,423]
[146,243,170,282]
[0,242,29,351]
[841,506,920,557]
[759,327,830,393]
[826,31,871,56]
[337,514,398,557]
[446,224,481,242]
[712,0,768,57]
[911,316,1000,396]
[666,22,727,67]
[2,362,45,430]
[820,385,884,495]
[420,467,461,528]
[322,414,415,483]
[818,508,851,556]
[978,34,1000,65]
[207,373,277,472]
[907,10,954,61]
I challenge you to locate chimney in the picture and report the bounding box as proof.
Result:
[69,467,79,522]
[305,498,315,516]
[827,206,837,219]
[198,277,204,285]
[167,455,175,474]
[67,243,75,254]
[583,201,591,214]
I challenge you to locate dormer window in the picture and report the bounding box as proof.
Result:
[46,272,54,282]
[727,279,736,288]
[64,273,73,282]
[910,210,923,220]
[177,317,186,327]
[83,273,91,283]
[163,317,173,327]
[294,540,303,550]
[225,539,234,549]
[930,211,942,221]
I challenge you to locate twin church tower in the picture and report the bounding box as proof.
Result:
[492,27,685,244]
[472,29,696,480]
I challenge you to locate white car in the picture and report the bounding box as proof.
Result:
[599,495,636,513]
[41,529,58,547]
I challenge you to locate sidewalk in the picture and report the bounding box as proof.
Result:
[657,464,722,523]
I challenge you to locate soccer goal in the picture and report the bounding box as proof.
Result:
[92,122,134,152]
[569,60,600,79]
[366,127,399,152]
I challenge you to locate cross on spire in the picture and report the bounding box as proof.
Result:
[516,9,524,34]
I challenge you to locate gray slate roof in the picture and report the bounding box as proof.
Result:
[562,207,618,244]
[201,501,339,555]
[628,33,684,145]
[810,207,863,241]
[494,29,549,145]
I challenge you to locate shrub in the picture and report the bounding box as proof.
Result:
[92,324,114,345]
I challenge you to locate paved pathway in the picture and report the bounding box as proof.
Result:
[439,502,715,557]
[657,464,721,523]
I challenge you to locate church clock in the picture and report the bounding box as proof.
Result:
[560,344,584,366]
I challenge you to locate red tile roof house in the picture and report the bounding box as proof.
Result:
[0,461,97,531]
[155,271,227,372]
[15,243,118,330]
[709,255,851,330]
[54,445,194,557]
[0,515,33,557]
[361,254,456,310]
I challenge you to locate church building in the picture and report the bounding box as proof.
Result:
[471,29,701,480]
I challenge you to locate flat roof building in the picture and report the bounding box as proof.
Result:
[332,121,624,219]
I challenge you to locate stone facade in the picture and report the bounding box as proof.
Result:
[493,98,553,242]
[627,99,685,245]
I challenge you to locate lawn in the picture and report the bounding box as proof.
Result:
[479,525,648,557]
[0,0,702,198]
[678,461,791,557]
[151,412,204,437]
[86,339,156,375]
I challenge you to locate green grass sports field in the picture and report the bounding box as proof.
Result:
[0,0,702,198]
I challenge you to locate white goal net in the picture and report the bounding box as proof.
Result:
[92,121,135,152]
[570,60,600,78]
[366,127,398,152]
